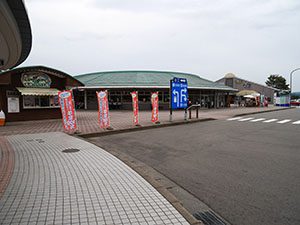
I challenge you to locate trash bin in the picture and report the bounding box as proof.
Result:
[0,110,5,126]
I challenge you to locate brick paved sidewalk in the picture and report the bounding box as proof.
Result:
[0,106,289,136]
[0,137,14,199]
[0,132,189,225]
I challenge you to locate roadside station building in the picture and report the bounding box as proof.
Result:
[73,70,237,110]
[216,73,278,103]
[0,66,83,122]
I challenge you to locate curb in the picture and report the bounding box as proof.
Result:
[86,139,204,225]
[78,118,215,138]
[233,107,295,117]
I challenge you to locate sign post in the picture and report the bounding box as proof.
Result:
[169,77,188,121]
[169,79,172,121]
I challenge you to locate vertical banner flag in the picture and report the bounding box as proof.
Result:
[131,91,139,125]
[96,90,110,128]
[58,90,77,132]
[151,92,159,123]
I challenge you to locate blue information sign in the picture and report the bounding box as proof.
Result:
[171,77,188,109]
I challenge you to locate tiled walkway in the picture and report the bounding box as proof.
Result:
[0,106,287,136]
[0,132,189,225]
[0,137,14,199]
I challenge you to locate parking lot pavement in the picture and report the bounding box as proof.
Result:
[0,132,189,225]
[89,108,300,225]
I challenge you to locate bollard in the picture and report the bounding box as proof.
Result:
[189,108,192,119]
[196,107,199,118]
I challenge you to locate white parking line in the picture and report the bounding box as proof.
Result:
[292,120,300,124]
[250,118,266,122]
[227,117,243,121]
[277,119,291,124]
[238,118,254,121]
[263,119,278,123]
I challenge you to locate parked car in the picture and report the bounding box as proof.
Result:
[291,99,300,106]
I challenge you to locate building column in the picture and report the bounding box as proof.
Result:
[84,89,87,110]
[214,91,217,108]
[226,92,230,107]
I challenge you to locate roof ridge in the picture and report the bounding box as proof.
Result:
[75,70,205,78]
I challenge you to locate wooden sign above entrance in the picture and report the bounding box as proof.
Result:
[21,72,52,88]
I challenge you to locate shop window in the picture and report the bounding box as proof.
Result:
[40,96,50,107]
[122,94,132,102]
[139,94,150,102]
[23,95,60,108]
[50,96,59,107]
[23,96,36,107]
[163,92,169,102]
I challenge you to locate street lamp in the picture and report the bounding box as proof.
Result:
[290,68,300,106]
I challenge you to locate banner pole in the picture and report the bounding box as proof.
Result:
[169,79,172,122]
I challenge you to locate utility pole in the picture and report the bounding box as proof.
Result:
[290,68,300,106]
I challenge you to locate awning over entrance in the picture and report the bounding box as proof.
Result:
[236,90,259,97]
[16,87,59,96]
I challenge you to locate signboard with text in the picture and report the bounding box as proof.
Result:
[171,77,188,109]
[131,91,139,125]
[96,91,110,128]
[151,92,159,123]
[7,97,20,113]
[58,90,77,132]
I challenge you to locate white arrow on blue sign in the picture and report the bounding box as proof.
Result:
[171,77,188,109]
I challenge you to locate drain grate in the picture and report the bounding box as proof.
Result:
[62,148,80,153]
[193,210,227,225]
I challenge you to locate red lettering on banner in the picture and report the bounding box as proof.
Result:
[151,92,159,123]
[131,91,139,125]
[96,91,110,128]
[58,90,77,132]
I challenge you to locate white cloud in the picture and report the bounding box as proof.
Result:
[22,0,300,90]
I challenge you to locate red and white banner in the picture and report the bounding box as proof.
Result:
[151,92,159,123]
[131,91,139,125]
[96,91,110,128]
[58,90,77,132]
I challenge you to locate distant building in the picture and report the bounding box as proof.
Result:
[74,70,237,110]
[216,73,278,103]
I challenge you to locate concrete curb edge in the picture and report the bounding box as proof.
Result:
[233,107,295,117]
[78,118,215,138]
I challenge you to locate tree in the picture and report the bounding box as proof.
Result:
[265,75,289,90]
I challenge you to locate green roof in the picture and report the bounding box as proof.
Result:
[75,70,236,91]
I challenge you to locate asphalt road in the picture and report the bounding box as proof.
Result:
[91,108,300,225]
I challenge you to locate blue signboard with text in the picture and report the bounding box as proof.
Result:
[171,77,188,109]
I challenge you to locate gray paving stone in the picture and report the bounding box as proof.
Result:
[0,132,189,225]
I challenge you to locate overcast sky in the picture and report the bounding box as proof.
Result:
[21,0,300,91]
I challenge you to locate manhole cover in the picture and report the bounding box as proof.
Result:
[62,148,80,153]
